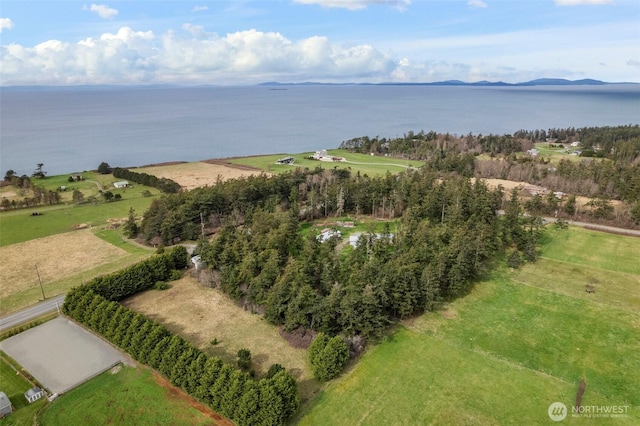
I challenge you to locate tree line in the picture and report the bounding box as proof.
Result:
[113,167,181,194]
[62,246,300,426]
[1,173,62,210]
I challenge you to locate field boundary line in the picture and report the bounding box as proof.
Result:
[537,255,640,277]
[510,276,639,315]
[421,329,576,387]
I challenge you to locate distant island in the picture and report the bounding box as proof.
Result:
[260,78,638,87]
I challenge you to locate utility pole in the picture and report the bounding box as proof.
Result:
[35,265,45,300]
[200,212,205,240]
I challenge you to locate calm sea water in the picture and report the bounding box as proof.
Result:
[1,84,639,176]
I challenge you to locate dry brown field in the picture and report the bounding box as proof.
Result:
[134,161,267,190]
[0,230,127,300]
[123,275,318,401]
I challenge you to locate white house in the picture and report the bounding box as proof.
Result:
[317,228,341,243]
[191,255,206,270]
[113,181,129,189]
[24,387,44,404]
[570,141,581,147]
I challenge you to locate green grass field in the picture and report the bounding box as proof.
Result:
[38,366,217,425]
[228,149,423,176]
[0,354,47,426]
[0,188,159,247]
[298,227,640,424]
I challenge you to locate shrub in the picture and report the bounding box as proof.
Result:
[155,281,170,290]
[309,333,349,381]
[169,269,182,281]
[237,348,252,370]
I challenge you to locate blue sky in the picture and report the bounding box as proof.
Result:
[1,0,639,85]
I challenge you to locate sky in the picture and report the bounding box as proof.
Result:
[1,0,639,86]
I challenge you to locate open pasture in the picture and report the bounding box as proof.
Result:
[0,189,159,247]
[0,353,47,426]
[134,161,267,190]
[299,228,640,424]
[0,229,153,314]
[38,366,225,426]
[228,149,423,176]
[123,275,317,402]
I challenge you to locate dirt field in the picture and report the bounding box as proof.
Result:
[0,230,127,299]
[123,275,317,401]
[0,317,131,394]
[134,161,267,190]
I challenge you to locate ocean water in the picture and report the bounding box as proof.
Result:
[1,84,639,176]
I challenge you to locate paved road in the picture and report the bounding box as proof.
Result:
[0,295,65,332]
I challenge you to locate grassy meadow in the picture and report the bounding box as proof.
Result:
[38,366,223,426]
[298,226,640,424]
[228,149,423,176]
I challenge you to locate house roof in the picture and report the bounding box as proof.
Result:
[24,387,43,398]
[0,392,10,409]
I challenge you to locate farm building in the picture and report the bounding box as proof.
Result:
[113,181,129,189]
[191,255,206,270]
[349,232,394,248]
[70,173,83,181]
[0,392,11,417]
[276,156,295,165]
[24,387,44,404]
[317,228,341,243]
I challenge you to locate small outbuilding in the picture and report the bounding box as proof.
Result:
[276,156,295,165]
[191,255,206,270]
[24,387,44,404]
[0,392,12,417]
[113,181,129,189]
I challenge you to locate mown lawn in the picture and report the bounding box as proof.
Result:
[0,355,47,426]
[38,366,219,426]
[298,228,640,424]
[228,149,423,176]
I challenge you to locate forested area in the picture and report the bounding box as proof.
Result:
[63,246,300,426]
[135,164,536,342]
[340,125,640,203]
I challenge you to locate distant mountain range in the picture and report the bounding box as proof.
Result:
[260,78,638,87]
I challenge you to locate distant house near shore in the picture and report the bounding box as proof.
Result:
[70,173,83,181]
[276,156,295,165]
[113,181,129,189]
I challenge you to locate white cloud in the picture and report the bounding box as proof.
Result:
[0,17,15,33]
[192,5,209,12]
[0,27,397,85]
[555,0,614,5]
[293,0,411,11]
[468,0,488,8]
[83,4,119,19]
[627,59,640,69]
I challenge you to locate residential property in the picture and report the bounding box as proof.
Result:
[312,150,344,162]
[527,148,539,156]
[317,228,341,243]
[70,173,83,181]
[0,392,12,417]
[24,387,44,404]
[571,141,581,147]
[349,232,394,248]
[113,181,129,189]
